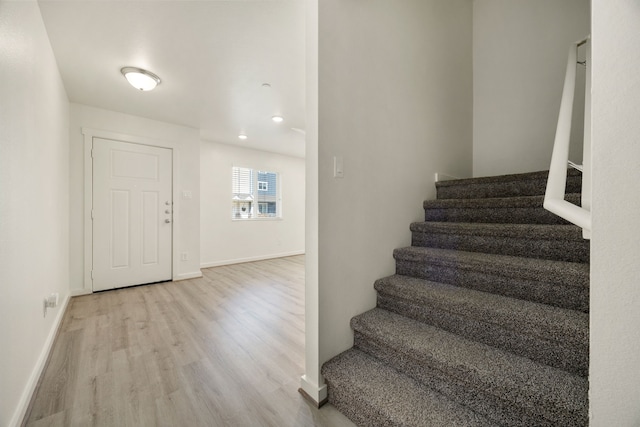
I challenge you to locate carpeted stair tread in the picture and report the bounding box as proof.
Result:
[394,246,589,311]
[394,246,588,288]
[375,274,588,375]
[410,221,589,263]
[321,348,497,427]
[351,308,588,426]
[436,169,582,199]
[424,193,581,224]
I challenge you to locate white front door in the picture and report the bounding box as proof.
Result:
[92,138,173,291]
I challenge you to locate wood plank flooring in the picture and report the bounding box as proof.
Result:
[24,256,354,427]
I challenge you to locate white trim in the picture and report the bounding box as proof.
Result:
[299,374,327,405]
[10,295,70,427]
[82,128,181,292]
[70,288,92,297]
[173,271,204,281]
[435,172,462,182]
[200,250,305,269]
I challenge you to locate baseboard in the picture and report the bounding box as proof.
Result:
[435,172,462,182]
[200,250,305,269]
[10,294,70,427]
[70,288,92,296]
[173,270,203,281]
[299,374,328,407]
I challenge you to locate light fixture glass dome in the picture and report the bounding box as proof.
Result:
[121,67,161,91]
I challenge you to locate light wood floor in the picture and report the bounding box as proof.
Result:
[24,256,354,427]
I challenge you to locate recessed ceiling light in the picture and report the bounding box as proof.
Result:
[272,116,284,123]
[121,67,161,91]
[238,134,248,140]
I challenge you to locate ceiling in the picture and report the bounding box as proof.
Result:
[38,0,306,158]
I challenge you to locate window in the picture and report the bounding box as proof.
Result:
[232,167,279,219]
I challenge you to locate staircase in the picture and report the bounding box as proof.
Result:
[321,169,589,426]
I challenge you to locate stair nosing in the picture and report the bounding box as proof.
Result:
[394,246,589,288]
[434,169,581,188]
[424,193,581,208]
[410,221,585,240]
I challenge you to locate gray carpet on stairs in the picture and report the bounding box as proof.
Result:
[435,169,582,199]
[394,246,589,312]
[374,274,588,376]
[321,169,589,426]
[410,222,589,263]
[424,193,582,224]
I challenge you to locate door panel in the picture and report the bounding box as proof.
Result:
[93,138,172,291]
[142,190,160,265]
[110,189,130,268]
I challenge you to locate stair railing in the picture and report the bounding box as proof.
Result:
[544,36,591,239]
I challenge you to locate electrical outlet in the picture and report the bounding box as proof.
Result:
[43,293,59,317]
[181,252,189,261]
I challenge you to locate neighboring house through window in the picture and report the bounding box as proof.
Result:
[232,167,279,219]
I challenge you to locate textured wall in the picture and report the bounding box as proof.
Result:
[0,2,70,425]
[590,0,640,424]
[315,0,473,379]
[473,0,590,177]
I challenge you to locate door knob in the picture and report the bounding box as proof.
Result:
[165,219,171,223]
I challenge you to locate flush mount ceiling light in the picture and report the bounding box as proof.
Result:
[120,67,161,91]
[238,134,248,140]
[271,115,284,123]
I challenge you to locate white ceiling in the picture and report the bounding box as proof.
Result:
[38,0,306,158]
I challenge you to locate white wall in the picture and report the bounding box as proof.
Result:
[590,1,640,424]
[69,104,202,291]
[0,2,70,425]
[473,0,590,177]
[200,141,305,267]
[308,0,473,394]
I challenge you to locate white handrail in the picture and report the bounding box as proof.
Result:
[544,37,591,233]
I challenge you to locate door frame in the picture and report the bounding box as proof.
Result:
[82,128,180,292]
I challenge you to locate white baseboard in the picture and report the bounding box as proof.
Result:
[10,294,71,427]
[70,288,92,296]
[435,172,462,182]
[173,270,203,281]
[200,250,305,269]
[299,374,327,406]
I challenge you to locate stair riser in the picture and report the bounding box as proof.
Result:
[436,176,582,200]
[411,232,589,263]
[395,259,588,312]
[376,294,587,376]
[353,333,585,426]
[425,206,571,224]
[325,385,395,427]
